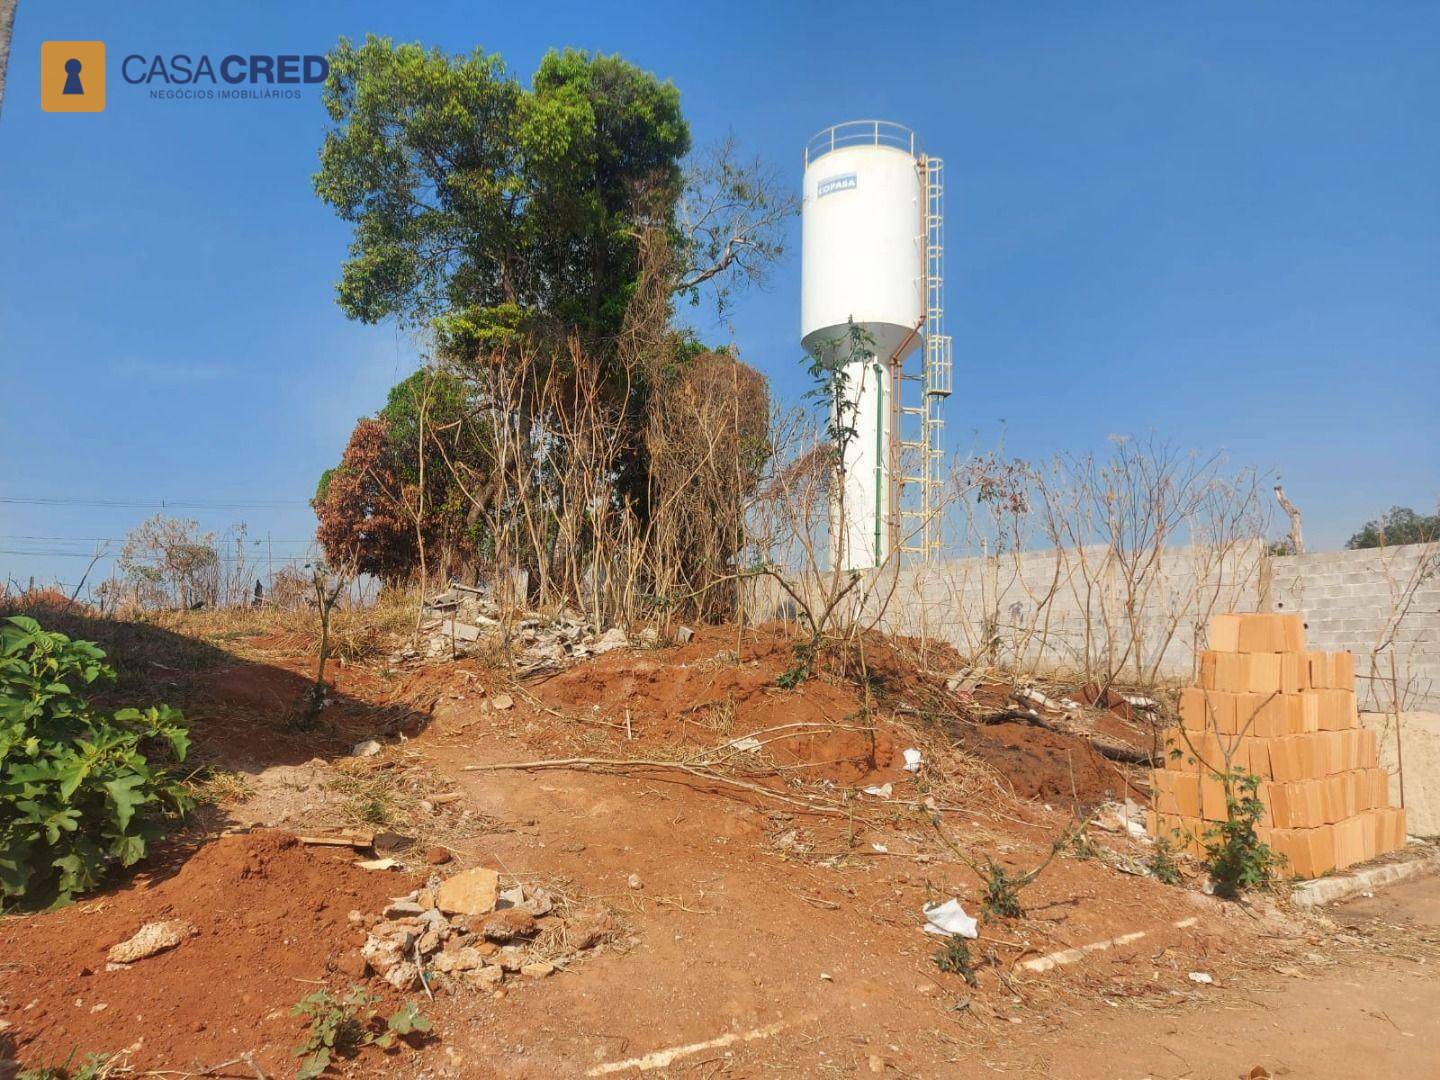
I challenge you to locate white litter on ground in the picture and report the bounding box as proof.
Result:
[922,899,978,939]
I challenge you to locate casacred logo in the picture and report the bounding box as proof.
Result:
[41,40,107,112]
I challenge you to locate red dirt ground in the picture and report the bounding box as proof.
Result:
[3,613,1430,1078]
[0,832,418,1075]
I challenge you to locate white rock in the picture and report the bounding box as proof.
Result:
[466,965,504,988]
[361,937,406,975]
[107,920,194,964]
[592,628,630,655]
[384,960,421,990]
[351,739,383,758]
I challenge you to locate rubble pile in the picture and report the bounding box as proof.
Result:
[402,583,634,672]
[345,869,615,993]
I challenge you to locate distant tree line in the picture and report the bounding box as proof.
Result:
[1346,506,1440,550]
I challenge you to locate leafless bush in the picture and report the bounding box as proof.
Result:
[748,430,1273,691]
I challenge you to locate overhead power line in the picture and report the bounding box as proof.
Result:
[0,496,310,510]
[0,534,317,545]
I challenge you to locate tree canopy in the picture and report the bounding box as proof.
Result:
[1346,506,1440,549]
[315,36,690,350]
[313,369,483,582]
[311,37,791,610]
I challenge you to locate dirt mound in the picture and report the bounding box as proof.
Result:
[0,831,417,1075]
[956,720,1130,802]
[531,625,906,785]
[418,623,1143,805]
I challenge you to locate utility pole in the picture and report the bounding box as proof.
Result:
[0,0,19,122]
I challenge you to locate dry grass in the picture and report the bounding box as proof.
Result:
[183,767,257,807]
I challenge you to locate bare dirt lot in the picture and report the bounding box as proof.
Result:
[2,610,1436,1078]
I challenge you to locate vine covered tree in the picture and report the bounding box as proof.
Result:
[312,36,793,614]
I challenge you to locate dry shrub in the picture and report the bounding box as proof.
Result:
[645,350,769,623]
[429,219,771,630]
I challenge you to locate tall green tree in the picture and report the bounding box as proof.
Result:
[314,36,689,352]
[312,36,793,610]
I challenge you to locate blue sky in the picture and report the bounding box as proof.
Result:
[2,1,1436,588]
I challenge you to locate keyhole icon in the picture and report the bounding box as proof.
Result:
[62,58,84,95]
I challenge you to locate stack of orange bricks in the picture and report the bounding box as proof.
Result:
[1148,612,1405,878]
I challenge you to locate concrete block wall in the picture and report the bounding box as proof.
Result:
[868,540,1268,682]
[750,541,1438,708]
[1269,545,1440,711]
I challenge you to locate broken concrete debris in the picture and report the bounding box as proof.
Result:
[592,627,629,655]
[480,907,538,942]
[408,583,625,671]
[107,920,196,965]
[355,857,401,871]
[435,866,500,916]
[351,877,605,995]
[499,884,555,917]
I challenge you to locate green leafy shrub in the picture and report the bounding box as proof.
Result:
[292,986,430,1079]
[932,935,979,986]
[17,1051,116,1080]
[1146,837,1182,885]
[1202,767,1284,899]
[0,616,191,907]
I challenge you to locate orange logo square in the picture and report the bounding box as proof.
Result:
[41,41,106,112]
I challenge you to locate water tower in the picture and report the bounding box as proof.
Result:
[801,121,950,571]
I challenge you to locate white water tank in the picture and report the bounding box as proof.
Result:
[801,121,924,571]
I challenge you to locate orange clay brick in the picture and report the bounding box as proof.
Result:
[1332,651,1355,692]
[1151,770,1202,819]
[1235,613,1305,653]
[1237,692,1313,738]
[1357,727,1378,768]
[1199,652,1300,694]
[1246,653,1282,694]
[1279,652,1306,693]
[1148,812,1207,857]
[1208,613,1243,652]
[1180,688,1245,734]
[1199,773,1228,821]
